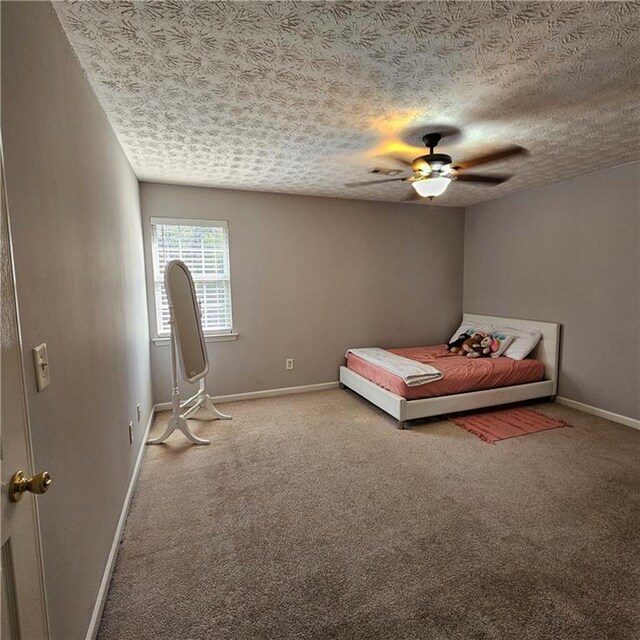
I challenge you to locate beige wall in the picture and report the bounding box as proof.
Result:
[464,163,640,420]
[2,3,152,639]
[141,183,465,403]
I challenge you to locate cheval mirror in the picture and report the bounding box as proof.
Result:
[148,260,231,446]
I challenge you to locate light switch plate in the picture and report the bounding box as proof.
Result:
[32,343,51,392]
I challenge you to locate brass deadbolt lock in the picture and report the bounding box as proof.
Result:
[8,470,52,503]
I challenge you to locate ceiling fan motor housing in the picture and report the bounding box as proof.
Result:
[412,153,452,174]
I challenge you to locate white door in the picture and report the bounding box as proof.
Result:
[0,130,50,637]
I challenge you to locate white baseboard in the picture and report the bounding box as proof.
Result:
[85,407,155,640]
[556,396,640,431]
[153,381,340,411]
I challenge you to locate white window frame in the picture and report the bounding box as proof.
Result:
[149,217,237,344]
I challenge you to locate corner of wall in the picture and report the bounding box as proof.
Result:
[460,205,469,313]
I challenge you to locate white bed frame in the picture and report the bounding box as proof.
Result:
[339,314,560,429]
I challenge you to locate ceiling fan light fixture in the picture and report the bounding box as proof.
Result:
[412,176,451,198]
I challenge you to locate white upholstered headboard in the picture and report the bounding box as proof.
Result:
[462,313,560,395]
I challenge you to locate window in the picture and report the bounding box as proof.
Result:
[150,218,233,337]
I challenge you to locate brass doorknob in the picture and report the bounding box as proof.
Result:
[8,470,52,503]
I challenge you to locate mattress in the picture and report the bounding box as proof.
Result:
[346,344,545,400]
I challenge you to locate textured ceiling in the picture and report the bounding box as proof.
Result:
[54,1,639,207]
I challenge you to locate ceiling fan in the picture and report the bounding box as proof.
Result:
[345,132,528,200]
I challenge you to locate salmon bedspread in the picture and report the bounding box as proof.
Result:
[346,344,545,400]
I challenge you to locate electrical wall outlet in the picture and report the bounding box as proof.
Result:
[285,358,294,370]
[136,403,141,423]
[128,421,133,444]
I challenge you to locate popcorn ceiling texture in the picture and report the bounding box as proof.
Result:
[53,1,639,207]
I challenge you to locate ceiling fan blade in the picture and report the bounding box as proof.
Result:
[374,154,414,168]
[344,177,408,188]
[455,174,511,185]
[450,145,527,170]
[363,138,433,166]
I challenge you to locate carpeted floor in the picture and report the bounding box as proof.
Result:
[97,390,640,640]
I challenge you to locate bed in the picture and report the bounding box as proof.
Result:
[339,314,560,429]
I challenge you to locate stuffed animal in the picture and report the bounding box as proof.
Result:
[447,332,473,354]
[461,332,493,358]
[461,334,482,358]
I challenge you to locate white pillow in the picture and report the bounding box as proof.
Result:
[497,326,543,360]
[487,331,514,358]
[449,320,493,343]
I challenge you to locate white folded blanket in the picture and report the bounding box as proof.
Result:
[346,348,443,387]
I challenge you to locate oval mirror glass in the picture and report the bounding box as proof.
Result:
[165,260,209,383]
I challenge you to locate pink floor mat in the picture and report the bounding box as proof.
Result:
[449,406,570,444]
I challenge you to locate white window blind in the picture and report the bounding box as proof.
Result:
[151,218,233,336]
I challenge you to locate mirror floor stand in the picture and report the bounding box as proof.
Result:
[147,387,211,445]
[147,324,231,446]
[180,379,232,422]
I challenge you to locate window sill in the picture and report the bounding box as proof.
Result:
[152,333,238,346]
